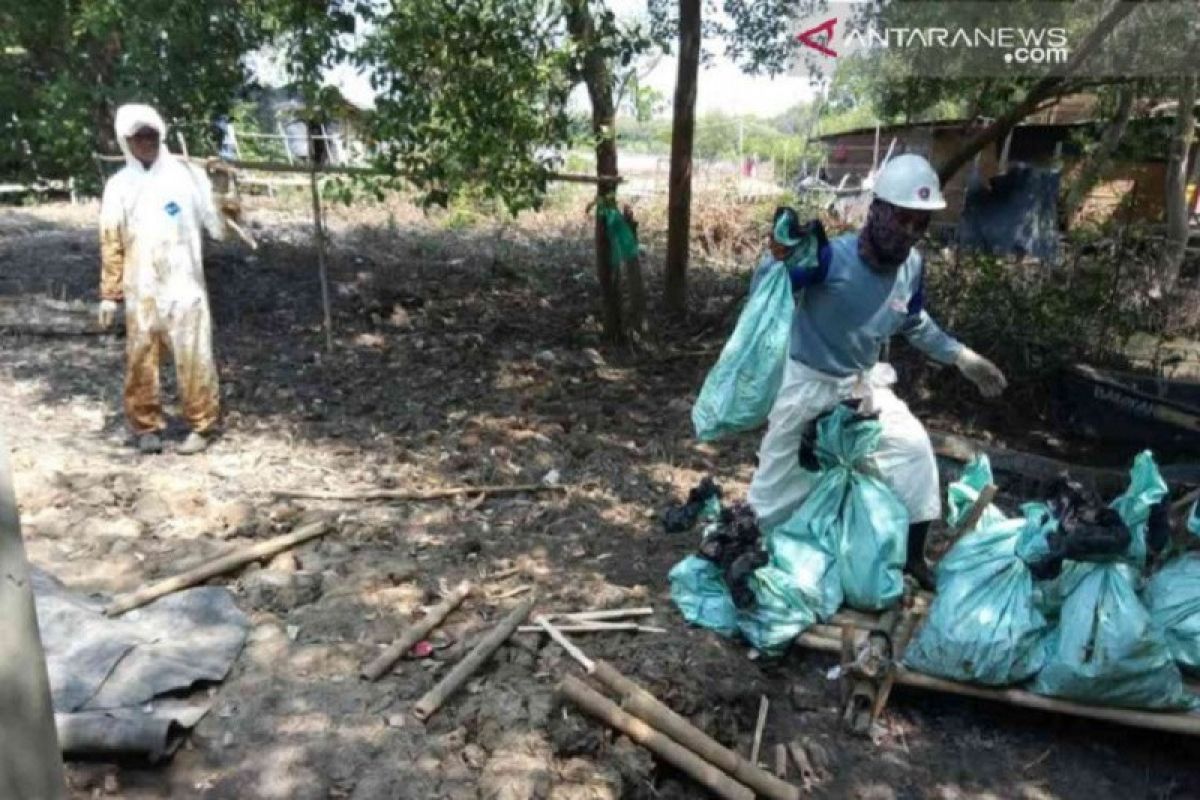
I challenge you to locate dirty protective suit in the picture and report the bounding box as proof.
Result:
[100,104,225,436]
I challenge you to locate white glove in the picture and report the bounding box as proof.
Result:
[955,347,1007,398]
[98,300,121,328]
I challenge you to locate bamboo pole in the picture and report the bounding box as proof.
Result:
[938,484,999,561]
[560,676,755,800]
[361,581,472,681]
[269,483,570,503]
[412,596,535,721]
[591,661,800,800]
[105,518,330,616]
[794,634,1200,737]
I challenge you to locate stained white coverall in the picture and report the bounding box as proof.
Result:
[99,104,225,435]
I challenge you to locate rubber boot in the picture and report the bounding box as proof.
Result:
[905,521,936,591]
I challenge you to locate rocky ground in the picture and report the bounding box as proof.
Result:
[1,197,1197,799]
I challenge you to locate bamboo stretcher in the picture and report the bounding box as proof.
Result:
[796,611,1200,737]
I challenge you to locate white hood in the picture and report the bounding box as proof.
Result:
[114,104,168,167]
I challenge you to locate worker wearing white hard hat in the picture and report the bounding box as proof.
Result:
[98,103,238,455]
[747,153,1006,587]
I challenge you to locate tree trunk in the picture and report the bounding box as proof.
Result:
[663,0,701,319]
[1164,75,1198,290]
[1061,85,1135,226]
[937,0,1143,184]
[566,1,624,343]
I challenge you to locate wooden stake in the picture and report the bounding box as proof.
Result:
[590,661,800,800]
[308,130,333,353]
[560,676,755,800]
[360,582,472,681]
[105,518,330,616]
[535,616,595,672]
[412,596,535,721]
[750,695,769,766]
[269,483,570,503]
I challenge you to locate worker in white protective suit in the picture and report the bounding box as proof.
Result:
[747,154,1007,588]
[98,103,238,454]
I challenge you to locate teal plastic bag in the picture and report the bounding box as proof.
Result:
[668,556,739,637]
[1031,451,1196,710]
[691,261,794,441]
[1031,562,1197,709]
[737,566,818,656]
[904,457,1056,685]
[783,406,909,611]
[766,512,843,621]
[1144,554,1200,675]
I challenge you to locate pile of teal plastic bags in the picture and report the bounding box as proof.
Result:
[1031,452,1198,710]
[786,404,909,611]
[670,404,909,656]
[691,260,794,441]
[903,456,1058,685]
[1143,501,1200,675]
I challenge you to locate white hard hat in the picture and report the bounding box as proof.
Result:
[872,153,946,211]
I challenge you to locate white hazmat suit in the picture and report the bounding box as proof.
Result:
[99,104,225,436]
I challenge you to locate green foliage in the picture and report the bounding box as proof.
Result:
[359,0,576,214]
[0,0,264,187]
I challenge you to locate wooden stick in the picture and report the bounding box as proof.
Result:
[536,616,595,672]
[104,519,330,616]
[489,585,531,600]
[937,484,999,562]
[591,661,800,800]
[360,582,472,681]
[269,483,570,502]
[750,696,769,766]
[412,596,535,721]
[308,133,334,353]
[794,634,1200,736]
[560,676,755,800]
[225,218,259,251]
[1171,486,1200,514]
[518,622,640,634]
[557,607,654,621]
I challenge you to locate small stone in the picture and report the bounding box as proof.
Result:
[221,732,234,748]
[541,469,561,487]
[286,625,300,641]
[386,713,406,728]
[103,774,119,794]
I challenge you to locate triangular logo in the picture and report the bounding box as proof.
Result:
[797,17,838,58]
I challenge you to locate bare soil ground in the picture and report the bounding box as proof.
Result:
[1,197,1197,800]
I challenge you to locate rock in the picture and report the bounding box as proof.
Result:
[534,350,557,367]
[267,551,299,573]
[855,785,897,800]
[462,743,488,770]
[241,570,323,613]
[387,306,413,330]
[213,500,255,537]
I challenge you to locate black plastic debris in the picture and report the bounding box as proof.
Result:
[697,503,768,609]
[662,476,722,533]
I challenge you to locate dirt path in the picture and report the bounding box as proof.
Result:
[1,202,1196,799]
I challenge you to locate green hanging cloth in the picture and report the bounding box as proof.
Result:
[597,199,639,268]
